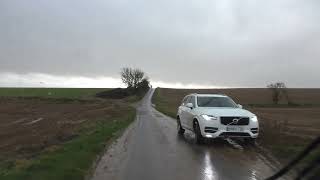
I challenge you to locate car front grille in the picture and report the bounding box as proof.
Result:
[219,132,251,137]
[220,117,249,126]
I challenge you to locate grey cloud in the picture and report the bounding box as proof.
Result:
[0,0,320,87]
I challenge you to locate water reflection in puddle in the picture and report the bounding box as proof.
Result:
[250,170,258,180]
[203,151,219,180]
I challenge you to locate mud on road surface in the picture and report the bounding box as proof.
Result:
[0,97,128,160]
[92,89,290,180]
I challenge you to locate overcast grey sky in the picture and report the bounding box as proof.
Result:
[0,0,319,88]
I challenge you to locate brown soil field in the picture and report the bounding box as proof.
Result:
[250,107,320,163]
[156,88,320,106]
[251,107,320,138]
[0,97,131,161]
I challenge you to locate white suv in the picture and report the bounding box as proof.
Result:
[177,94,259,144]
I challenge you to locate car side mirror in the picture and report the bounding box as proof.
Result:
[238,104,243,109]
[186,103,194,109]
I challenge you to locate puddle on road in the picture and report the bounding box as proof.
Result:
[202,151,219,180]
[176,131,280,179]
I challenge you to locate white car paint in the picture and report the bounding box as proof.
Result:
[177,94,259,139]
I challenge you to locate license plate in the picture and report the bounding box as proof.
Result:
[226,126,243,132]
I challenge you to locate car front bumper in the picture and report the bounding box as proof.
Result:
[203,130,259,139]
[198,117,259,139]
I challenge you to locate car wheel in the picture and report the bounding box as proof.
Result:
[194,120,204,144]
[177,118,185,135]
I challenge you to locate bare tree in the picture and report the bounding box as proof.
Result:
[121,67,133,88]
[267,82,288,104]
[132,69,145,89]
[121,67,146,89]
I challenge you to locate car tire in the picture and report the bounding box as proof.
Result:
[194,120,204,144]
[177,117,185,135]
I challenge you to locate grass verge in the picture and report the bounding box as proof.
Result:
[0,108,136,180]
[152,88,176,118]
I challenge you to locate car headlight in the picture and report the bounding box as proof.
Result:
[201,115,218,121]
[251,116,258,122]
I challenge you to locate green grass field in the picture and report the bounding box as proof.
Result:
[0,88,110,99]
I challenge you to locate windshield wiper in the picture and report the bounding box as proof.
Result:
[266,136,320,180]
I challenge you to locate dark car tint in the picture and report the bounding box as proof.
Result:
[197,96,238,108]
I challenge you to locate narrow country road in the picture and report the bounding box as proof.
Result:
[91,89,289,180]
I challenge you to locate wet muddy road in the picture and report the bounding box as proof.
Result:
[92,89,288,180]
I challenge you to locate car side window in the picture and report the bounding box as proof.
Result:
[189,96,196,107]
[181,96,186,105]
[182,96,190,106]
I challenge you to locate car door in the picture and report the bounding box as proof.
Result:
[180,96,190,127]
[184,96,196,129]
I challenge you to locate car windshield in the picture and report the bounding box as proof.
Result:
[197,96,238,108]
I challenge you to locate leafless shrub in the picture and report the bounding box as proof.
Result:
[267,82,288,104]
